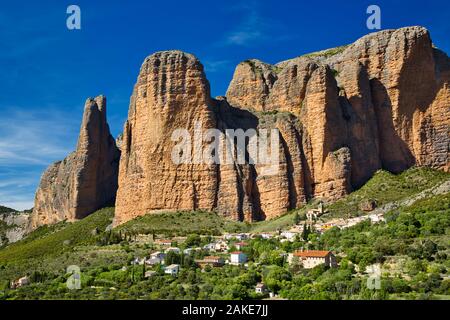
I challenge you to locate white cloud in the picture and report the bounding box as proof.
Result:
[224,11,266,46]
[0,107,79,166]
[203,59,232,73]
[0,107,80,210]
[218,1,295,48]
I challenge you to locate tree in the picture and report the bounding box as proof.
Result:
[302,223,310,241]
[165,251,181,265]
[293,212,301,225]
[265,266,292,293]
[185,234,201,247]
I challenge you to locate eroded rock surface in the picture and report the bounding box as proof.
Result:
[113,27,449,225]
[30,96,120,229]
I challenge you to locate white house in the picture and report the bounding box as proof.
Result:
[203,243,216,251]
[230,251,247,265]
[280,231,300,242]
[214,241,229,252]
[145,257,163,266]
[164,264,180,276]
[260,233,274,239]
[150,251,166,260]
[255,283,268,294]
[166,247,181,254]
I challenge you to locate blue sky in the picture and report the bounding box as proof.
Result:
[0,0,449,210]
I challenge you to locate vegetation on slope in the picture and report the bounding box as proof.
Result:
[116,210,249,236]
[250,167,450,232]
[0,206,16,214]
[0,208,114,264]
[302,45,349,59]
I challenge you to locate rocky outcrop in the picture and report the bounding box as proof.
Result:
[114,51,218,226]
[29,96,120,229]
[0,211,30,246]
[112,26,449,226]
[327,26,448,173]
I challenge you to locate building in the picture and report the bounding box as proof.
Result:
[230,251,247,265]
[224,233,248,241]
[150,251,166,260]
[155,239,172,247]
[306,202,327,222]
[291,250,337,269]
[166,247,181,254]
[195,256,225,269]
[280,231,300,242]
[164,264,180,276]
[235,242,247,250]
[145,257,163,266]
[260,233,274,239]
[214,240,229,252]
[255,283,268,294]
[203,243,216,251]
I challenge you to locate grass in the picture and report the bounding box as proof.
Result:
[302,45,349,59]
[249,167,450,232]
[250,210,301,233]
[242,59,283,76]
[325,167,450,219]
[0,208,114,264]
[116,210,249,236]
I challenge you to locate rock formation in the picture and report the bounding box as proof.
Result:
[0,209,30,246]
[29,26,448,228]
[114,26,449,225]
[29,96,120,229]
[114,51,218,225]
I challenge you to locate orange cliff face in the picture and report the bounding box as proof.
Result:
[113,26,449,226]
[113,51,219,226]
[30,26,449,229]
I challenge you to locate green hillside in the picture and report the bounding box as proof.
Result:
[0,208,114,264]
[116,210,249,236]
[0,206,16,214]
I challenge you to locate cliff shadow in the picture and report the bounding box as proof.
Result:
[370,78,415,173]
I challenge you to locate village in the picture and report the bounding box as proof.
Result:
[9,203,386,294]
[7,203,384,296]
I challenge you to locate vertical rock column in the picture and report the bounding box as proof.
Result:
[30,96,120,229]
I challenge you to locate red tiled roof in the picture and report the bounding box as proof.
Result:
[293,250,331,258]
[230,251,244,254]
